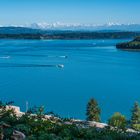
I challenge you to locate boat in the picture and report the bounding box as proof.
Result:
[57,64,64,68]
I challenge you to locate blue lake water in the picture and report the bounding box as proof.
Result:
[0,39,140,122]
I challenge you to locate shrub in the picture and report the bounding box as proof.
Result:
[108,112,127,130]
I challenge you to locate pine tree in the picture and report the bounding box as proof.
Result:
[86,98,101,122]
[131,102,140,130]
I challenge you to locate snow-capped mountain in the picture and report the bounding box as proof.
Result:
[27,22,140,31]
[29,22,93,30]
[0,22,140,31]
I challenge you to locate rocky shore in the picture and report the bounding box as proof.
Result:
[5,105,107,128]
[1,105,140,140]
[5,106,138,131]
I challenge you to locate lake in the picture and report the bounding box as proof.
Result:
[0,39,140,122]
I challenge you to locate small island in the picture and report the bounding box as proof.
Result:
[116,36,140,50]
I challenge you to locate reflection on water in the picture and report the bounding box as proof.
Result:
[0,39,140,122]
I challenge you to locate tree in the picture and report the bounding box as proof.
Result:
[130,102,140,130]
[108,112,127,130]
[86,98,101,122]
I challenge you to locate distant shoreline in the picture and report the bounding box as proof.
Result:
[0,27,140,40]
[0,32,137,40]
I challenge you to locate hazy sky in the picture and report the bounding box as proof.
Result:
[0,0,140,25]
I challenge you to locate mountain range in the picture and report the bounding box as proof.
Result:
[1,23,140,31]
[29,23,140,31]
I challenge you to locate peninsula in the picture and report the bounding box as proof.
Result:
[116,36,140,50]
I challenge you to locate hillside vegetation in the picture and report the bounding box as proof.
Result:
[1,100,140,140]
[116,36,140,50]
[0,27,140,40]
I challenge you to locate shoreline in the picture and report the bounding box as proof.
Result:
[4,105,138,133]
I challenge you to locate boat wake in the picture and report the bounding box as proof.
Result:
[0,56,10,59]
[47,55,68,59]
[0,63,64,68]
[4,54,68,59]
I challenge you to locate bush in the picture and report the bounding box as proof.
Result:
[108,112,127,130]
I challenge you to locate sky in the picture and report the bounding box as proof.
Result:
[0,0,140,25]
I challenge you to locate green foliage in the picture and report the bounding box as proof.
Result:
[134,36,140,42]
[131,102,140,130]
[108,112,127,130]
[86,98,101,122]
[116,36,140,49]
[1,101,140,139]
[1,30,140,40]
[132,124,140,131]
